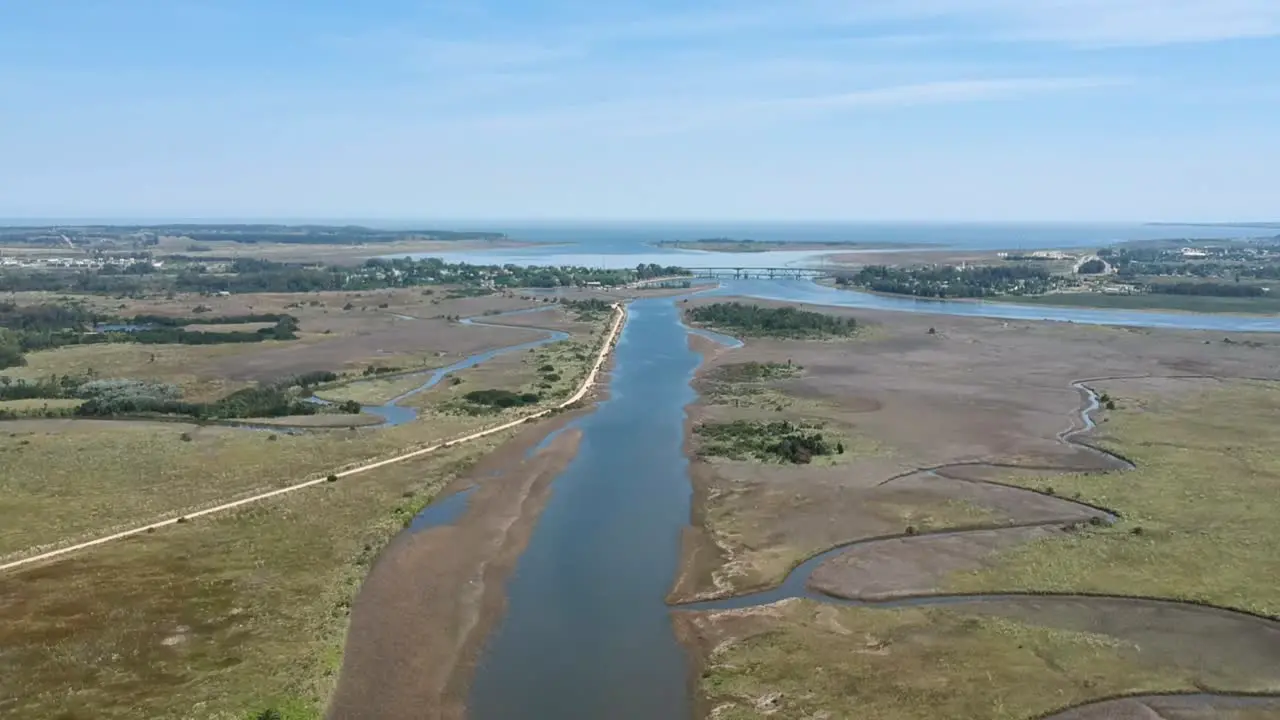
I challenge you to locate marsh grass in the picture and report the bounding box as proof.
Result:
[694,600,1207,720]
[4,342,253,401]
[950,380,1280,617]
[313,372,440,405]
[0,413,486,559]
[0,438,504,720]
[700,477,992,595]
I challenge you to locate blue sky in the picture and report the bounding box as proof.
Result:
[2,0,1278,221]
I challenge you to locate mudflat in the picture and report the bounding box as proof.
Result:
[327,420,585,720]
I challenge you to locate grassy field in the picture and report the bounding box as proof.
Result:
[4,342,254,402]
[0,398,83,412]
[0,412,488,560]
[313,372,440,405]
[0,437,506,719]
[687,599,1271,720]
[999,292,1280,314]
[948,379,1280,617]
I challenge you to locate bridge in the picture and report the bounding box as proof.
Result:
[684,267,832,280]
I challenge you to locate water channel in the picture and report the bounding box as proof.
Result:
[467,297,699,720]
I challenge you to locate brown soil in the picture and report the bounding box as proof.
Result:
[325,418,584,720]
[807,525,1067,600]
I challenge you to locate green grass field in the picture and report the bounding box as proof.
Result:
[0,438,504,719]
[313,372,439,405]
[0,398,83,412]
[948,379,1280,617]
[690,600,1255,720]
[0,412,487,560]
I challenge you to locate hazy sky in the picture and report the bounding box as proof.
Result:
[2,0,1278,222]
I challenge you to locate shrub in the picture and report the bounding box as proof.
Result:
[180,432,193,442]
[695,420,835,464]
[327,474,338,483]
[462,389,541,409]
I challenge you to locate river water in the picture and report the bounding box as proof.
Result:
[468,297,699,720]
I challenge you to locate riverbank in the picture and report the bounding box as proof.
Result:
[671,298,1280,718]
[327,421,587,720]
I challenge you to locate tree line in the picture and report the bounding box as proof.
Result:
[0,371,354,420]
[834,264,1065,298]
[0,301,300,370]
[0,257,690,295]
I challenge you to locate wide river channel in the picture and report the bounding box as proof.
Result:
[439,282,1278,719]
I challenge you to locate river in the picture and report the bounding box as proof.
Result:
[467,297,698,720]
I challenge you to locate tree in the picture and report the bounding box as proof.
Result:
[1077,259,1107,275]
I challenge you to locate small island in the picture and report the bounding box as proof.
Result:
[687,301,858,338]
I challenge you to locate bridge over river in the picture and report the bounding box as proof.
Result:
[685,266,831,280]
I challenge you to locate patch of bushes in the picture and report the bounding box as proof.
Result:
[688,302,856,339]
[0,300,302,368]
[72,378,319,420]
[694,420,836,464]
[456,388,541,413]
[711,361,802,383]
[362,364,404,376]
[0,373,84,401]
[561,298,612,320]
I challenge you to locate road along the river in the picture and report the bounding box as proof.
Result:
[0,304,625,575]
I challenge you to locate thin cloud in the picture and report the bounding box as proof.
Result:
[471,76,1125,137]
[558,0,1280,47]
